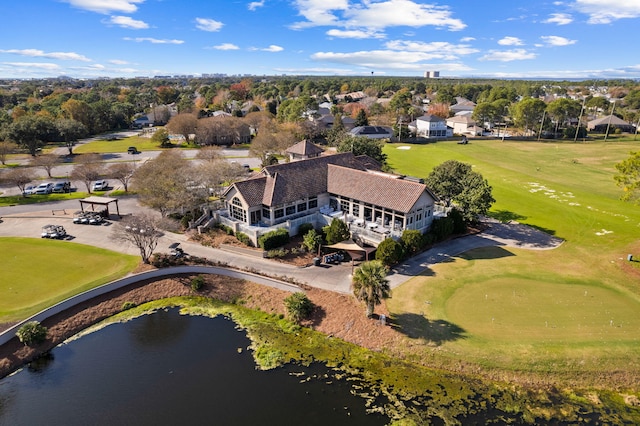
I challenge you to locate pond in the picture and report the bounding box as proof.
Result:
[0,309,388,426]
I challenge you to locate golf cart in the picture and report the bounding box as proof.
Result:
[41,224,67,239]
[169,242,184,258]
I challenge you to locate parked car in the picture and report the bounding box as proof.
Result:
[41,224,67,239]
[52,181,71,193]
[92,180,108,191]
[23,185,37,196]
[35,182,53,195]
[127,146,139,154]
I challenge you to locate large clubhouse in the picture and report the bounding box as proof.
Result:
[217,142,441,247]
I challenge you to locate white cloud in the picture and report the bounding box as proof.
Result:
[0,49,91,61]
[109,15,149,29]
[262,45,284,52]
[195,18,224,32]
[63,0,144,14]
[312,49,470,67]
[385,40,478,57]
[290,0,465,31]
[478,49,537,62]
[4,62,61,70]
[498,36,524,46]
[109,59,130,65]
[544,13,573,25]
[540,35,577,46]
[123,37,184,44]
[326,29,384,39]
[571,0,640,23]
[248,0,265,11]
[212,43,240,50]
[460,37,476,42]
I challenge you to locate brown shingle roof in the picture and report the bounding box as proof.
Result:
[285,139,325,156]
[327,165,430,213]
[231,176,267,207]
[261,152,367,206]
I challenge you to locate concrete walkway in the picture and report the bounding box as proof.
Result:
[0,199,563,294]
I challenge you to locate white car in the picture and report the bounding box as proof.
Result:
[23,185,37,195]
[92,180,108,191]
[35,182,53,195]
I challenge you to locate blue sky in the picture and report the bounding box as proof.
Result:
[2,0,640,79]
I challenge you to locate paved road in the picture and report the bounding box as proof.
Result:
[0,195,563,294]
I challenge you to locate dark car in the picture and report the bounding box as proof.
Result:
[52,181,71,193]
[127,146,139,154]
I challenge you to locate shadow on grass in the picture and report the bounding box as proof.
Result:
[527,223,557,236]
[391,312,466,345]
[458,246,515,261]
[487,210,527,223]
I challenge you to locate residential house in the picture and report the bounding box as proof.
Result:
[285,139,324,161]
[220,152,439,246]
[349,125,394,139]
[450,97,476,115]
[410,114,453,139]
[587,115,635,133]
[445,115,483,136]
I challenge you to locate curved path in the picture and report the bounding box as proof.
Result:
[0,265,300,346]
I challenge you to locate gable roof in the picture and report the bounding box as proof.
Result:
[285,139,324,156]
[350,125,393,136]
[327,165,433,213]
[587,115,631,126]
[416,114,445,123]
[257,152,368,206]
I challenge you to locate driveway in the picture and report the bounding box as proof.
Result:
[0,200,562,294]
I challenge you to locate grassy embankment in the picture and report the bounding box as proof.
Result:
[384,138,640,382]
[0,237,138,324]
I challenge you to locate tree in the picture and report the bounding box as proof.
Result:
[70,153,104,193]
[30,153,58,178]
[375,237,404,267]
[354,108,369,127]
[614,151,640,203]
[284,292,314,323]
[108,162,136,192]
[55,118,87,155]
[151,128,171,147]
[16,321,47,346]
[111,213,163,264]
[546,98,581,136]
[352,260,391,318]
[0,140,19,165]
[425,160,495,222]
[323,218,350,245]
[165,113,198,145]
[4,167,36,196]
[512,97,547,136]
[400,229,425,255]
[6,115,56,156]
[337,136,387,165]
[303,228,323,253]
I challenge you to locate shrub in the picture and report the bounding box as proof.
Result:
[284,292,314,322]
[449,207,467,234]
[16,321,47,346]
[375,237,404,267]
[297,222,315,237]
[323,218,350,245]
[121,301,137,311]
[429,216,454,242]
[303,229,323,253]
[190,275,205,291]
[400,229,425,255]
[235,232,253,246]
[266,248,288,258]
[258,228,290,250]
[217,224,235,235]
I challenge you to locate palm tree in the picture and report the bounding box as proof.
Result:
[352,260,391,318]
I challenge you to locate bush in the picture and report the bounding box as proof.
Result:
[284,292,314,322]
[16,321,47,346]
[303,229,323,253]
[235,232,253,246]
[429,216,454,242]
[323,218,350,245]
[400,229,425,255]
[375,237,404,267]
[448,208,467,234]
[121,301,137,311]
[190,275,205,291]
[297,222,315,237]
[266,248,289,258]
[216,224,235,235]
[258,228,290,250]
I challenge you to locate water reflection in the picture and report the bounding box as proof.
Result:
[0,309,387,426]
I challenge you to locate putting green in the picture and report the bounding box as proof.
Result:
[446,278,640,343]
[0,237,138,323]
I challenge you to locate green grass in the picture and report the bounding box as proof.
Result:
[0,192,90,207]
[73,135,186,154]
[385,139,640,377]
[0,237,138,324]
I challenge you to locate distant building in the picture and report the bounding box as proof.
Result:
[424,71,440,78]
